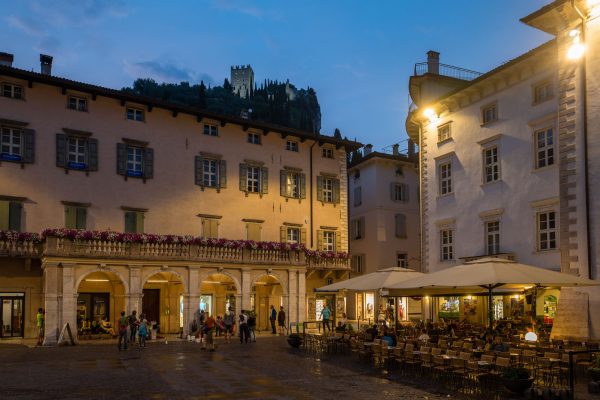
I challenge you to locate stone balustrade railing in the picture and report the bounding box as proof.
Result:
[1,237,350,270]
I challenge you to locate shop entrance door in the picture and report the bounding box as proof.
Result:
[0,293,25,338]
[142,289,160,327]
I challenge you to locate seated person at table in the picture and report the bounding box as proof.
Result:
[418,329,430,343]
[381,326,397,347]
[366,324,378,338]
[335,321,346,333]
[99,317,116,336]
[491,336,508,352]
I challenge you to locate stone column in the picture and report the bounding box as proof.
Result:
[235,294,242,321]
[61,263,78,344]
[128,266,143,314]
[184,267,200,337]
[42,263,60,346]
[241,269,252,311]
[287,270,298,326]
[298,270,306,324]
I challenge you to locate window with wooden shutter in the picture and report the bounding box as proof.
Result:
[195,155,203,187]
[124,211,144,233]
[395,214,407,238]
[56,133,67,168]
[246,223,261,241]
[116,143,127,176]
[219,160,227,189]
[143,148,154,179]
[65,206,87,229]
[354,187,362,207]
[202,218,219,238]
[88,138,98,171]
[316,176,324,202]
[335,231,341,252]
[260,167,268,194]
[239,163,248,192]
[299,173,306,199]
[332,179,340,204]
[280,226,287,243]
[300,227,307,244]
[317,230,324,250]
[0,201,22,231]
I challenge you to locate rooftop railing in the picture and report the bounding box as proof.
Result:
[414,62,483,81]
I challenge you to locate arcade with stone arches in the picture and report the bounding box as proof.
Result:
[41,260,306,345]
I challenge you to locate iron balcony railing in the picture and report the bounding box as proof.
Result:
[414,62,483,81]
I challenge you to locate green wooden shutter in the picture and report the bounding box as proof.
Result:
[143,148,154,179]
[194,155,203,187]
[22,129,35,163]
[65,206,76,229]
[316,176,323,202]
[136,212,144,233]
[316,230,323,251]
[124,211,135,233]
[280,170,287,197]
[88,138,98,171]
[8,202,21,231]
[260,167,268,194]
[300,227,307,244]
[116,143,126,176]
[76,207,87,230]
[335,231,342,252]
[333,179,340,204]
[219,160,227,189]
[56,133,67,168]
[299,173,306,199]
[280,226,287,242]
[239,164,247,192]
[247,224,261,241]
[0,201,9,230]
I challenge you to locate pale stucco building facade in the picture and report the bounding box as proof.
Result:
[406,0,600,338]
[0,54,359,343]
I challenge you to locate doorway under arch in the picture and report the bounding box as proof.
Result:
[142,272,184,335]
[252,274,283,332]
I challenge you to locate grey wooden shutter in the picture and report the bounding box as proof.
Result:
[316,176,323,202]
[143,148,154,179]
[299,173,306,199]
[395,214,406,238]
[65,206,76,229]
[300,227,307,244]
[136,212,144,233]
[76,207,87,230]
[56,133,67,168]
[280,170,287,197]
[280,226,287,242]
[22,129,35,163]
[8,202,21,231]
[360,216,365,239]
[0,201,8,230]
[390,182,396,201]
[239,164,247,191]
[333,179,340,204]
[88,138,99,171]
[260,167,268,194]
[219,160,227,189]
[194,155,203,186]
[116,143,126,176]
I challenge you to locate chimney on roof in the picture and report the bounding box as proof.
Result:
[427,50,440,75]
[40,54,53,75]
[392,144,399,156]
[408,139,416,158]
[364,144,373,155]
[0,52,14,67]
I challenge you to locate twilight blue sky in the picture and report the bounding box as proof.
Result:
[1,0,552,149]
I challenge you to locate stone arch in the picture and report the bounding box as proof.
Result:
[198,269,241,296]
[250,270,288,295]
[140,267,188,293]
[74,266,129,294]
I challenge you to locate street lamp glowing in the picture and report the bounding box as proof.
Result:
[423,108,437,122]
[567,29,585,60]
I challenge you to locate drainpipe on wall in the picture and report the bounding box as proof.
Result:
[418,124,425,273]
[309,139,318,248]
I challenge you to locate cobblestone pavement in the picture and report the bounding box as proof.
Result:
[0,335,450,400]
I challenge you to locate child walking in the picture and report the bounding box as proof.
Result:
[138,314,148,348]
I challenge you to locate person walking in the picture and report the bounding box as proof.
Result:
[223,307,235,344]
[203,312,216,352]
[117,311,128,351]
[138,314,148,348]
[128,310,138,344]
[269,305,277,334]
[321,303,332,333]
[277,306,286,336]
[36,308,44,346]
[239,310,250,344]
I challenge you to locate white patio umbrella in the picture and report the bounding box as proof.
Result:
[386,257,600,327]
[315,267,424,292]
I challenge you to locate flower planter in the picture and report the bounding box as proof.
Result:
[502,378,534,394]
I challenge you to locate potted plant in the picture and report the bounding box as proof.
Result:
[589,356,600,382]
[501,366,534,394]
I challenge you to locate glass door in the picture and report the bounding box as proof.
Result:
[0,294,25,338]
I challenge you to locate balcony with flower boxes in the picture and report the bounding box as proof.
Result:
[0,229,349,270]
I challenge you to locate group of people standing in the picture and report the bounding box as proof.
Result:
[116,310,149,351]
[269,305,286,335]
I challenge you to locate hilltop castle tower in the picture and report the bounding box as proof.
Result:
[230,64,254,99]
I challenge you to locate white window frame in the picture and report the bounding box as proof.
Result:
[439,161,452,196]
[482,103,497,124]
[396,253,408,268]
[203,158,219,187]
[533,81,553,104]
[1,126,22,158]
[483,146,500,183]
[440,229,454,261]
[126,107,144,122]
[437,122,451,143]
[204,124,218,136]
[535,127,554,169]
[537,211,557,251]
[286,140,299,152]
[68,95,87,112]
[323,231,335,251]
[287,227,300,244]
[352,254,364,273]
[392,183,407,202]
[247,166,260,193]
[67,136,87,166]
[285,171,300,198]
[2,82,23,99]
[485,220,500,255]
[351,218,362,240]
[322,148,334,159]
[322,178,333,203]
[126,145,144,176]
[354,186,362,206]
[247,132,261,144]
